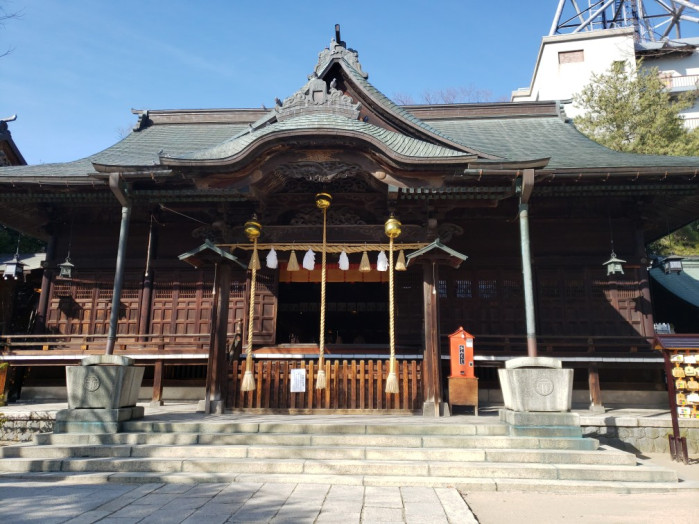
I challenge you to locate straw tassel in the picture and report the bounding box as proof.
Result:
[241,353,255,391]
[287,250,300,271]
[359,250,371,272]
[248,249,260,270]
[395,250,407,271]
[385,356,399,394]
[316,359,327,389]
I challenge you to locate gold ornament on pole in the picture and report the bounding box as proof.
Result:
[384,214,402,394]
[315,193,332,389]
[241,217,261,392]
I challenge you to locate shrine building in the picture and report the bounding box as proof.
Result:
[1,30,698,414]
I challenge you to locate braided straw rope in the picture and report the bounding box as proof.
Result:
[240,237,258,392]
[316,206,328,389]
[385,236,399,394]
[221,243,427,253]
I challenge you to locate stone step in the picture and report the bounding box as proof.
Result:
[33,432,598,450]
[507,425,583,438]
[1,443,634,465]
[120,420,510,436]
[0,470,690,493]
[0,456,676,482]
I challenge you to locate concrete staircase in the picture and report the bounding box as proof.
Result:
[0,415,687,493]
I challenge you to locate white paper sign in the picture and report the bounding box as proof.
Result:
[290,368,306,393]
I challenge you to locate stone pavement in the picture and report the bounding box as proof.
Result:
[0,480,477,524]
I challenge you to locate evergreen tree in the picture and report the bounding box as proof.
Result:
[573,61,699,156]
[574,61,699,256]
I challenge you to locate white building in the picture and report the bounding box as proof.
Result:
[512,27,699,129]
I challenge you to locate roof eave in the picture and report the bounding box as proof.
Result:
[159,128,476,169]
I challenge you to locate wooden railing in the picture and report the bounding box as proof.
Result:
[0,333,211,364]
[227,359,422,412]
[456,334,655,360]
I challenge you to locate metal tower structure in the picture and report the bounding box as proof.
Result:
[550,1,699,41]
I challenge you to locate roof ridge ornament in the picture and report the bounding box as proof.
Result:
[276,73,361,121]
[314,25,368,79]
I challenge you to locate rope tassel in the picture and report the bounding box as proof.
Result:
[287,250,300,271]
[384,215,401,395]
[315,193,331,390]
[395,250,407,271]
[385,356,399,394]
[316,359,327,389]
[240,221,260,392]
[248,249,261,270]
[359,250,371,272]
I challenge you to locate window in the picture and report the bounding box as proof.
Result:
[558,50,584,64]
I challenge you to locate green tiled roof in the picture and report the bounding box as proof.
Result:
[168,113,471,162]
[650,262,699,307]
[93,123,248,167]
[427,117,699,169]
[0,157,98,180]
[0,123,248,181]
[342,65,498,159]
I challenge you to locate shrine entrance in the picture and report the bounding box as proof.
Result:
[276,282,389,346]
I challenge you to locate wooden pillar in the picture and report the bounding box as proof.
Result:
[204,262,232,414]
[151,359,164,405]
[588,364,604,412]
[34,233,56,333]
[422,260,445,416]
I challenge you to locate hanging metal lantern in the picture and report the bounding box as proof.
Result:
[58,257,75,279]
[3,253,24,280]
[602,251,626,276]
[663,255,684,274]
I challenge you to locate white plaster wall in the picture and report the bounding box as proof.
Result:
[512,28,699,127]
[512,29,637,121]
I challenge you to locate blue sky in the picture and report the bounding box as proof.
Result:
[1,1,698,165]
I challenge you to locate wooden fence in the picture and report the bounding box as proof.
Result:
[226,359,422,413]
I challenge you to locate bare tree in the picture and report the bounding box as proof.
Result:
[0,4,22,58]
[391,92,415,105]
[393,85,505,106]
